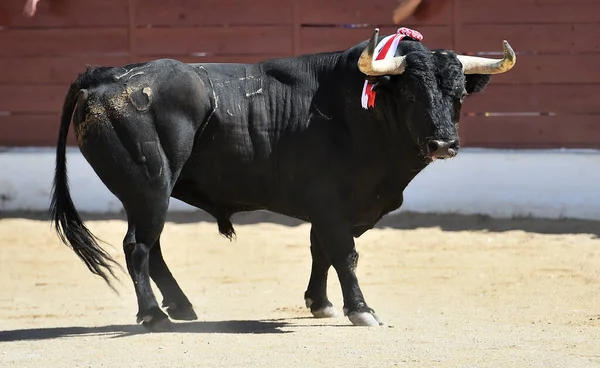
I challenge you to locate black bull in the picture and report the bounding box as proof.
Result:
[50,29,516,330]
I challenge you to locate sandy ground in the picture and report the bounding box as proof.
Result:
[0,210,599,368]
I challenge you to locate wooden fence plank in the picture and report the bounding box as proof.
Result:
[460,0,600,24]
[476,54,600,84]
[0,56,131,85]
[299,0,453,25]
[457,24,600,53]
[0,86,67,113]
[463,84,600,114]
[0,28,129,57]
[134,55,290,65]
[0,114,76,147]
[0,55,290,87]
[300,26,453,54]
[9,82,593,116]
[0,0,128,28]
[3,114,599,148]
[136,0,293,26]
[460,115,600,149]
[136,26,293,56]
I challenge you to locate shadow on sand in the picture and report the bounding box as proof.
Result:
[0,319,292,342]
[3,210,600,237]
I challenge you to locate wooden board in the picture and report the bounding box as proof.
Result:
[460,115,600,149]
[0,0,128,28]
[463,84,600,115]
[0,56,131,85]
[0,114,76,147]
[136,26,293,56]
[300,26,453,55]
[457,24,600,54]
[3,114,600,149]
[460,0,600,24]
[133,55,291,65]
[0,55,281,86]
[0,86,68,113]
[299,0,453,25]
[0,28,129,57]
[474,54,600,84]
[136,0,293,26]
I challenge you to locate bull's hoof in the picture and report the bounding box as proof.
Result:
[136,307,172,332]
[347,312,383,326]
[344,306,385,326]
[142,317,173,332]
[167,305,198,321]
[311,305,340,318]
[305,297,339,318]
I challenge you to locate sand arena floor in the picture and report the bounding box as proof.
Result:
[0,211,599,367]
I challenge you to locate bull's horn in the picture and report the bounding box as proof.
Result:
[358,28,407,76]
[456,40,516,75]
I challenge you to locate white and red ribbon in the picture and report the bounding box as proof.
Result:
[361,27,424,109]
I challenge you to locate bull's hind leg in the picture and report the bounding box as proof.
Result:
[122,196,173,331]
[304,227,340,318]
[148,239,198,321]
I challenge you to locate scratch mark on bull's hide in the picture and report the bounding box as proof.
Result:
[114,69,134,80]
[239,76,260,86]
[314,105,332,120]
[114,66,146,81]
[245,88,263,98]
[244,75,263,98]
[197,66,219,141]
[215,76,259,87]
[128,71,145,80]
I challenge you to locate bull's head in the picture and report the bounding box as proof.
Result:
[357,28,516,162]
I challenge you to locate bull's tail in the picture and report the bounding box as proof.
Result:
[49,78,120,291]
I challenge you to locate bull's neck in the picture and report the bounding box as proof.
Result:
[333,80,427,181]
[355,112,427,183]
[327,48,426,179]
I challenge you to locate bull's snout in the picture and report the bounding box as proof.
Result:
[426,139,459,159]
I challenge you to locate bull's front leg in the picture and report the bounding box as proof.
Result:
[304,226,340,318]
[307,200,384,326]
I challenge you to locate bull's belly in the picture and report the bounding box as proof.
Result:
[174,160,309,220]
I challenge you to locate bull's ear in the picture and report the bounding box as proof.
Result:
[465,74,492,94]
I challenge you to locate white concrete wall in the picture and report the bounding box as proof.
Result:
[1,147,600,220]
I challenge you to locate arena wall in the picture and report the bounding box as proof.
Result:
[2,147,600,220]
[1,0,599,219]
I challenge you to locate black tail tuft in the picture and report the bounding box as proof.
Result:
[217,217,236,241]
[49,80,122,291]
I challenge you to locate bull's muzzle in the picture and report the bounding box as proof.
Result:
[427,139,458,160]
